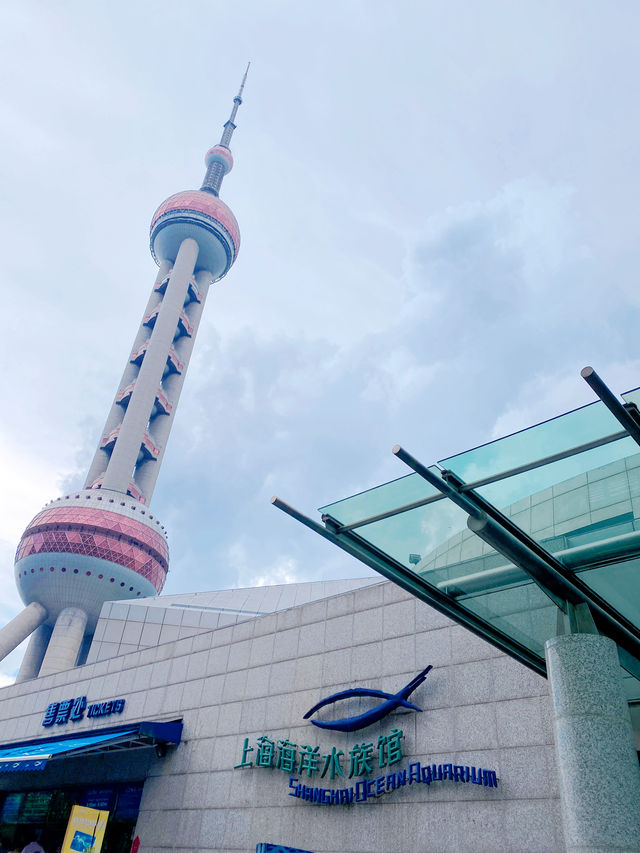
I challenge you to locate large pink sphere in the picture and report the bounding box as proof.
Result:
[150,190,240,280]
[14,491,169,629]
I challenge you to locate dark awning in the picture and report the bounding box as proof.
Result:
[0,720,182,773]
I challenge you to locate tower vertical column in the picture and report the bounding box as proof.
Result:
[545,632,640,851]
[15,624,51,682]
[84,259,172,491]
[101,238,199,494]
[135,269,213,499]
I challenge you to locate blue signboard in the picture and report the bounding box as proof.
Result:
[115,785,143,820]
[1,793,23,822]
[237,666,499,807]
[256,846,314,853]
[42,696,125,727]
[303,665,432,732]
[235,727,405,778]
[81,788,114,811]
[288,761,498,806]
[69,830,96,853]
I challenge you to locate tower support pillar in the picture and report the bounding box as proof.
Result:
[135,268,212,499]
[39,607,88,677]
[0,602,48,664]
[545,632,640,851]
[101,237,199,497]
[15,624,51,682]
[84,259,173,491]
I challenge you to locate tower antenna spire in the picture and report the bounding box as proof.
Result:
[201,63,250,196]
[235,61,250,106]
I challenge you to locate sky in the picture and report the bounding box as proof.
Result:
[1,0,640,682]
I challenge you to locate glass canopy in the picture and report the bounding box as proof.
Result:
[276,376,640,701]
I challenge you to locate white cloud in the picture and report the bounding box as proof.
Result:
[0,637,28,686]
[242,557,301,589]
[491,360,640,440]
[226,539,301,588]
[0,436,63,545]
[361,347,442,409]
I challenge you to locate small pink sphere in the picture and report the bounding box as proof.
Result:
[205,145,234,174]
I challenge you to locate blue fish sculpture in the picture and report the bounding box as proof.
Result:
[303,665,433,732]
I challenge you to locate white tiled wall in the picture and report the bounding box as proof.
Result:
[0,581,563,852]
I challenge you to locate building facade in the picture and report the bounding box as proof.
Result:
[0,578,563,853]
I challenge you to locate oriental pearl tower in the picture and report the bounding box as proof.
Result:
[0,66,249,681]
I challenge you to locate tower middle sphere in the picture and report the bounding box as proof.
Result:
[150,189,240,280]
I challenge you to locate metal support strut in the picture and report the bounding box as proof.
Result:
[391,444,640,672]
[581,365,640,447]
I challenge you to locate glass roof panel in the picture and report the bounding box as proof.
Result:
[439,396,625,485]
[474,437,639,524]
[622,387,640,406]
[354,498,470,569]
[578,557,640,628]
[323,389,640,531]
[454,579,558,660]
[315,386,640,701]
[319,471,441,527]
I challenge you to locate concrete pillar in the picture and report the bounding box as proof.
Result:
[135,268,212,499]
[545,632,640,852]
[0,602,48,663]
[85,259,172,490]
[76,631,93,667]
[39,607,88,677]
[15,624,51,682]
[101,239,198,496]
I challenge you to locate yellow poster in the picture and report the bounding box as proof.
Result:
[61,805,109,853]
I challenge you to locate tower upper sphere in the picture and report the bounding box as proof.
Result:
[149,65,248,281]
[150,191,240,279]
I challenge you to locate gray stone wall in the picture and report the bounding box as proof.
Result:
[87,580,378,662]
[86,599,246,662]
[0,582,563,852]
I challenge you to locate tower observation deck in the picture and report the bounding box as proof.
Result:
[0,66,249,681]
